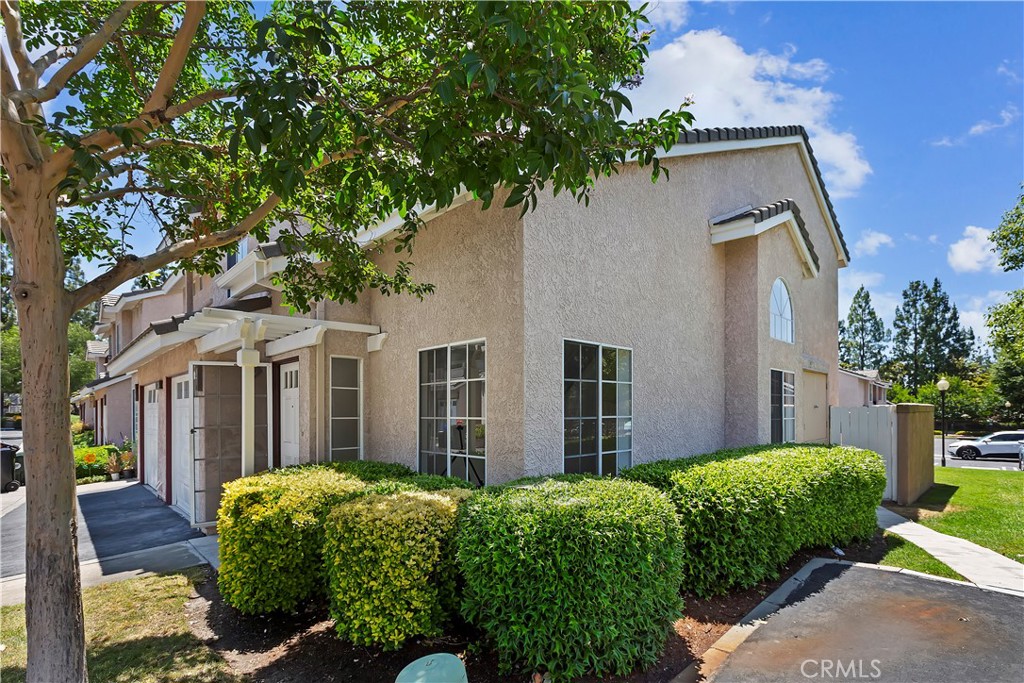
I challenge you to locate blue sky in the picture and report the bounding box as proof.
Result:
[630,0,1023,345]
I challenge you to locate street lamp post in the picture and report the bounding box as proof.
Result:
[937,378,950,467]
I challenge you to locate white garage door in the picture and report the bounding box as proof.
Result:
[171,375,192,517]
[143,384,162,496]
[280,362,300,468]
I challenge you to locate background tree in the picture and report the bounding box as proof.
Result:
[890,278,974,393]
[68,323,96,393]
[0,2,691,680]
[65,258,97,328]
[1,242,14,329]
[133,265,174,290]
[839,285,889,369]
[0,325,20,413]
[990,187,1023,272]
[986,189,1024,422]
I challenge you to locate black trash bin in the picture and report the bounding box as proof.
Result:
[1,442,22,492]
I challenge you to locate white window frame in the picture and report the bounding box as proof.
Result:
[770,368,796,443]
[416,339,487,486]
[770,277,795,344]
[328,355,363,462]
[561,338,633,476]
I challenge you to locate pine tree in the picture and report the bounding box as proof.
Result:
[840,285,889,369]
[891,279,974,394]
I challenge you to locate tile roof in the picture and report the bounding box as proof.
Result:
[713,198,820,272]
[678,125,850,262]
[85,340,109,356]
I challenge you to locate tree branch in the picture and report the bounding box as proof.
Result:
[10,0,142,107]
[31,45,75,75]
[0,1,36,91]
[99,137,224,162]
[144,0,205,113]
[112,36,146,102]
[63,185,196,206]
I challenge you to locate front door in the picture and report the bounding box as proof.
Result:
[143,385,162,496]
[280,362,300,467]
[171,375,192,517]
[802,370,828,443]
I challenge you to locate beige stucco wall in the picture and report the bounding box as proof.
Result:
[837,372,870,407]
[520,144,842,474]
[358,200,525,483]
[93,379,133,445]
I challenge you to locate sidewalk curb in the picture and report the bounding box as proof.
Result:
[669,558,1018,683]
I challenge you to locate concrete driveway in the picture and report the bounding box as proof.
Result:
[1,479,203,578]
[693,560,1023,683]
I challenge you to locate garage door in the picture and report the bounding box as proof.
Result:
[143,384,162,496]
[280,362,300,467]
[171,375,192,517]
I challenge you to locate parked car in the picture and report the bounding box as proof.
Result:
[947,431,1024,460]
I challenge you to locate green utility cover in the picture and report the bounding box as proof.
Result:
[394,653,468,683]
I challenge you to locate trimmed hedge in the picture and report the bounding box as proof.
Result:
[324,489,472,649]
[457,478,684,680]
[321,459,413,482]
[624,445,885,596]
[217,468,368,613]
[73,445,117,478]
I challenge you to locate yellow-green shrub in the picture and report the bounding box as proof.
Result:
[217,467,366,613]
[324,489,471,649]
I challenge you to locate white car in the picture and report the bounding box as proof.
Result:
[947,431,1024,460]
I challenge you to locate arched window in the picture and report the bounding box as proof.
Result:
[770,278,794,343]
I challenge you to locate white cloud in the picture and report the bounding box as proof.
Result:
[968,104,1020,136]
[947,226,1000,274]
[929,136,960,148]
[640,1,691,31]
[629,30,871,198]
[928,234,941,245]
[997,61,1022,85]
[838,269,900,324]
[852,230,894,257]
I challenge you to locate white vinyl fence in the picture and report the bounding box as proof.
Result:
[830,405,897,501]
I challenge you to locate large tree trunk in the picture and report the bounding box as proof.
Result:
[9,175,88,682]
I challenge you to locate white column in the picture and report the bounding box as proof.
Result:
[237,347,260,476]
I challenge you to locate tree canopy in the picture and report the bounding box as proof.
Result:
[990,187,1023,272]
[6,0,690,313]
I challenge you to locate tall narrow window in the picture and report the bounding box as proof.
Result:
[770,278,794,343]
[330,357,360,461]
[770,369,796,443]
[564,340,632,475]
[418,341,486,485]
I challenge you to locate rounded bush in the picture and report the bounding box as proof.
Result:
[324,489,472,649]
[217,468,367,613]
[635,445,886,596]
[457,478,684,680]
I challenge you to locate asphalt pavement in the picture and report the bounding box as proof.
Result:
[705,561,1024,683]
[1,479,202,578]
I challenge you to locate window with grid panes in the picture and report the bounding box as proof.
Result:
[563,340,632,475]
[419,341,486,485]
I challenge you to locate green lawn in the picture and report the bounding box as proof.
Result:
[878,532,965,581]
[889,468,1024,563]
[0,569,238,683]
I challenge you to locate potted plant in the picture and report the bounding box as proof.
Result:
[120,442,136,479]
[106,452,122,481]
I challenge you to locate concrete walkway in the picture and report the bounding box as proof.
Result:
[0,536,217,606]
[877,506,1024,593]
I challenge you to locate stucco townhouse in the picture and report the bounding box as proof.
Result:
[81,125,851,528]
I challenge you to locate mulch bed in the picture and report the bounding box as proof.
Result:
[185,532,888,683]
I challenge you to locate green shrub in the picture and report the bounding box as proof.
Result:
[73,445,117,478]
[457,478,684,680]
[622,444,783,490]
[72,430,95,448]
[486,473,597,491]
[628,445,885,597]
[217,468,367,613]
[320,459,413,481]
[324,489,471,649]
